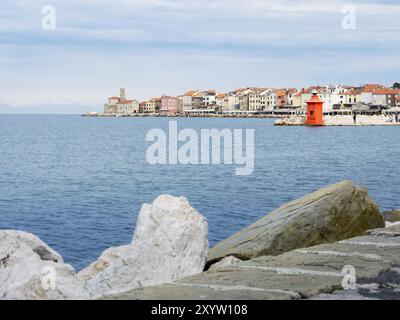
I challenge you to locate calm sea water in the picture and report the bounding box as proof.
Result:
[0,115,399,270]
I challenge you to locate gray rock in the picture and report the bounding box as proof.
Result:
[78,195,209,299]
[365,223,400,237]
[107,230,400,300]
[0,230,89,300]
[208,256,242,272]
[208,180,384,264]
[383,210,400,223]
[310,290,377,300]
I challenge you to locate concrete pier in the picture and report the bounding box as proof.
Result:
[275,115,400,126]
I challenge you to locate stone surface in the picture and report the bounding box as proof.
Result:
[208,256,242,272]
[78,195,209,299]
[0,230,88,300]
[365,223,400,237]
[275,116,306,126]
[107,225,400,300]
[312,267,400,300]
[208,180,384,264]
[311,290,377,300]
[383,210,400,223]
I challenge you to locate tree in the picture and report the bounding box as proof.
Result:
[392,82,400,89]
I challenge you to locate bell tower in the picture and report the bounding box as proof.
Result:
[120,87,126,101]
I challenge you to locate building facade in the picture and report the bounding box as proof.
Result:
[160,96,178,115]
[104,88,139,114]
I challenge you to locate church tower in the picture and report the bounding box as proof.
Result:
[120,87,126,101]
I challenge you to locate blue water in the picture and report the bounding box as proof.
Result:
[0,115,399,270]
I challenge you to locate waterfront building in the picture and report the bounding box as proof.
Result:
[249,91,262,111]
[292,92,302,108]
[240,94,249,111]
[160,95,178,115]
[226,94,240,111]
[104,88,139,114]
[285,88,297,107]
[102,84,396,116]
[191,94,202,110]
[216,94,227,110]
[181,90,199,113]
[141,98,160,114]
[267,90,277,109]
[343,89,362,106]
[176,96,184,114]
[200,90,217,108]
[104,97,119,114]
[275,89,287,108]
[116,99,140,114]
[300,86,348,113]
[153,98,161,112]
[233,88,253,111]
[372,88,399,108]
[360,84,384,104]
[259,89,270,111]
[139,101,146,113]
[329,86,349,110]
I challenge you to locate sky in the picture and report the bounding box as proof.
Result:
[0,0,400,107]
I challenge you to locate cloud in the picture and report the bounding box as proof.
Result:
[0,0,399,106]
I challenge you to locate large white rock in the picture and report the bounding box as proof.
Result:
[78,195,209,298]
[0,230,89,300]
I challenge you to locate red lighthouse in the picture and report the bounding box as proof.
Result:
[306,90,324,126]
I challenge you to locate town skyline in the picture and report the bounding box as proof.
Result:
[1,81,398,114]
[100,83,400,116]
[1,0,400,107]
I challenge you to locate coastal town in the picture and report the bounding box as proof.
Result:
[86,83,399,117]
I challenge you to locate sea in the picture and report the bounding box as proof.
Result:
[0,115,399,270]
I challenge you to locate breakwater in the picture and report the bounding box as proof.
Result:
[275,115,400,126]
[1,181,400,300]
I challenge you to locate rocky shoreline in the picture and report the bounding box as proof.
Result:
[1,181,399,300]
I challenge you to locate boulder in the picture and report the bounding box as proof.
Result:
[78,195,209,298]
[0,230,88,300]
[383,210,400,223]
[208,180,384,264]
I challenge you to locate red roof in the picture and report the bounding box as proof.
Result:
[362,84,384,93]
[184,90,198,97]
[372,88,399,95]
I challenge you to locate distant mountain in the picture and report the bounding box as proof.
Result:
[0,103,102,114]
[0,103,16,113]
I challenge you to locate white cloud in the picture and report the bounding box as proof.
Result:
[0,0,399,106]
